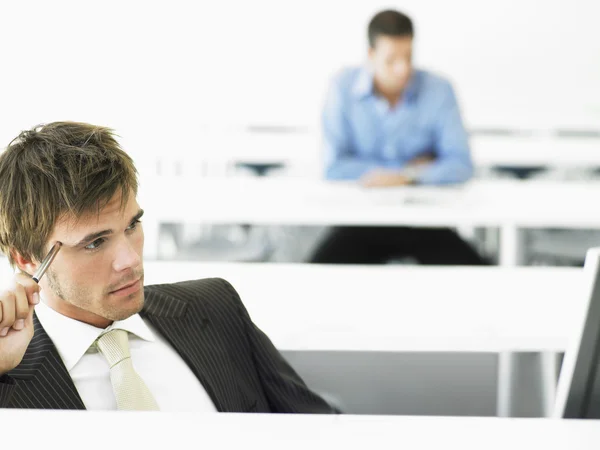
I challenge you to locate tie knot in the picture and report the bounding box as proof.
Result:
[96,329,131,367]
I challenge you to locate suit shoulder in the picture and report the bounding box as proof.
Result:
[144,278,242,314]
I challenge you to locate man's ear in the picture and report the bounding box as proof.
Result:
[11,250,38,276]
[368,46,375,61]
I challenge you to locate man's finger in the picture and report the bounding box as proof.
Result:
[15,273,41,306]
[24,303,35,328]
[362,176,384,187]
[0,291,16,329]
[12,284,29,331]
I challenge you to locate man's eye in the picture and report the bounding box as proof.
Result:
[127,219,141,231]
[85,238,105,251]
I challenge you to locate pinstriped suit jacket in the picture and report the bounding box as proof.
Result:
[0,278,334,413]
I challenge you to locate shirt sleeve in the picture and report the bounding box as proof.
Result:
[415,81,474,185]
[322,75,380,180]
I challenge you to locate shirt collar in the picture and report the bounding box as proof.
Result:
[351,66,375,99]
[35,298,155,372]
[351,66,420,103]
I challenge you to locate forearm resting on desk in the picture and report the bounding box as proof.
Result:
[360,154,438,186]
[325,155,428,182]
[416,157,473,185]
[325,153,434,186]
[325,153,472,186]
[325,158,385,180]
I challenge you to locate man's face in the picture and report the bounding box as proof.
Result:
[39,189,145,326]
[369,35,413,96]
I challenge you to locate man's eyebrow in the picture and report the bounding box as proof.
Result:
[132,209,144,223]
[75,209,144,247]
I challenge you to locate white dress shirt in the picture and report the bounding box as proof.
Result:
[35,300,217,412]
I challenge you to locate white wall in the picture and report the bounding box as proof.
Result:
[1,0,599,164]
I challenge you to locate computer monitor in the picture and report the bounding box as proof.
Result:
[553,247,600,418]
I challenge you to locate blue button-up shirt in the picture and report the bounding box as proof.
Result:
[322,67,473,185]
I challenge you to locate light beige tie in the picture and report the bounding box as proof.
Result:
[95,329,160,411]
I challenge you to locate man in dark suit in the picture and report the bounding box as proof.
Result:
[0,122,334,413]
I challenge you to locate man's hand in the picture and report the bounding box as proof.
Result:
[360,153,436,188]
[0,273,40,375]
[360,170,414,188]
[408,152,436,167]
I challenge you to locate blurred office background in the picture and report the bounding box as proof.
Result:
[4,0,599,266]
[1,0,600,417]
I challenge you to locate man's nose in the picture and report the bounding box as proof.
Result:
[392,60,408,76]
[113,238,141,272]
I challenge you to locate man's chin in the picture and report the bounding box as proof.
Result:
[124,294,145,315]
[391,82,408,94]
[107,293,145,321]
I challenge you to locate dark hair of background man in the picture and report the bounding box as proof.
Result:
[368,10,414,48]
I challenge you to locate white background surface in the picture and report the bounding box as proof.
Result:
[2,0,599,166]
[2,409,600,449]
[141,262,585,353]
[0,260,586,352]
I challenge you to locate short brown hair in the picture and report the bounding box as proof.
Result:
[368,10,414,48]
[0,122,138,267]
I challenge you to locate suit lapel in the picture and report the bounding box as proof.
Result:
[141,285,251,412]
[7,313,85,409]
[8,283,251,411]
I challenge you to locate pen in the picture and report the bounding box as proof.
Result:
[32,242,62,283]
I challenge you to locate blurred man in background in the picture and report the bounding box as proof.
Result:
[310,9,486,265]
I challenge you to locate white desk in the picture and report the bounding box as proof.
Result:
[149,131,600,176]
[471,134,600,168]
[143,262,585,417]
[0,260,584,416]
[143,262,583,354]
[2,260,583,353]
[148,130,320,177]
[139,177,600,265]
[3,410,599,449]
